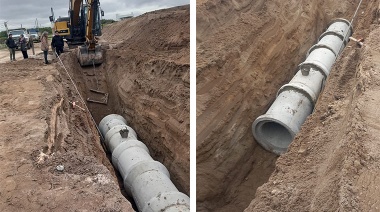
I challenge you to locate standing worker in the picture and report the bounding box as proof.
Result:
[19,34,28,59]
[5,33,16,61]
[51,31,64,56]
[40,31,50,64]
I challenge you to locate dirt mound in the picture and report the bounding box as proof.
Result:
[196,0,364,211]
[101,5,189,64]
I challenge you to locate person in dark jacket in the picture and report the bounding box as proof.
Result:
[19,34,28,59]
[5,33,16,61]
[51,31,64,56]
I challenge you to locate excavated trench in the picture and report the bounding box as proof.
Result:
[196,0,373,211]
[55,47,190,206]
[53,50,189,210]
[49,6,190,209]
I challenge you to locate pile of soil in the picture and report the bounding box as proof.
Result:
[196,0,376,211]
[0,4,189,211]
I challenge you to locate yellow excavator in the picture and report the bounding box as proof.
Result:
[50,0,104,66]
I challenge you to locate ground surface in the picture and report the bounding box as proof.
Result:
[197,0,379,211]
[0,41,47,63]
[0,5,189,212]
[0,58,133,211]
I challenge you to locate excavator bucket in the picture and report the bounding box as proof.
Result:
[77,44,103,66]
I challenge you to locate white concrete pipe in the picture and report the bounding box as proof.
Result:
[252,18,352,155]
[99,114,190,212]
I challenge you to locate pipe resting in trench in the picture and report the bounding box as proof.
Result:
[99,114,190,212]
[252,18,353,155]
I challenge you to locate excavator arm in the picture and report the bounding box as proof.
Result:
[75,0,103,66]
[84,0,97,50]
[70,0,82,28]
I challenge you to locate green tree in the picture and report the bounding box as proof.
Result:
[101,19,116,25]
[0,31,8,38]
[37,27,52,34]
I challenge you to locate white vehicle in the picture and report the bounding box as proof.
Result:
[8,28,32,49]
[27,28,41,42]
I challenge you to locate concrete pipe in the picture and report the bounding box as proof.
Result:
[252,18,352,155]
[99,114,190,212]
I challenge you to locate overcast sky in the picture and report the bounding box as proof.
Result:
[0,0,189,31]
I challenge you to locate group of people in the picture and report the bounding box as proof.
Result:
[5,34,28,61]
[5,30,64,64]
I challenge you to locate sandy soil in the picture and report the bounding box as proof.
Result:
[196,0,376,211]
[0,42,45,63]
[0,59,133,211]
[0,5,189,211]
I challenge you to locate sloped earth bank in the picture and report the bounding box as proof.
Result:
[197,0,378,211]
[0,5,189,212]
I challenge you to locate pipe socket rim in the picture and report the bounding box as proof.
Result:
[252,114,296,155]
[319,18,353,44]
[328,18,353,37]
[112,139,150,171]
[307,43,338,57]
[124,160,170,195]
[319,31,346,45]
[278,83,317,105]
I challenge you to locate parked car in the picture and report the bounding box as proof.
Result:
[27,28,41,42]
[8,28,32,49]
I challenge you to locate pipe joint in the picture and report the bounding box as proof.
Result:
[278,83,317,105]
[307,43,338,57]
[124,160,170,192]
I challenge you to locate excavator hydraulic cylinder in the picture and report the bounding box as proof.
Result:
[252,18,352,155]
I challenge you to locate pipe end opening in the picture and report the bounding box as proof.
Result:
[253,118,295,155]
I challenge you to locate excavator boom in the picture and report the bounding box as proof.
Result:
[69,0,103,66]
